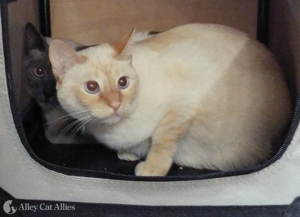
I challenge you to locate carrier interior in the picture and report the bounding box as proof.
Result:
[7,0,300,179]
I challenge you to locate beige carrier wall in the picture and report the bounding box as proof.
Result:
[50,0,258,44]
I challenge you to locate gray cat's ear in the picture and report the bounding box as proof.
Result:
[49,40,86,83]
[111,27,136,61]
[25,22,46,52]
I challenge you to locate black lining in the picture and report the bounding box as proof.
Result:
[257,0,270,46]
[2,0,300,182]
[38,0,51,37]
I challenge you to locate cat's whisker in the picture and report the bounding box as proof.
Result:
[73,118,93,139]
[46,114,72,125]
[66,116,94,144]
[46,109,91,125]
[68,109,91,117]
[55,118,83,143]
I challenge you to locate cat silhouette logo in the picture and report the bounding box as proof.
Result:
[3,200,17,214]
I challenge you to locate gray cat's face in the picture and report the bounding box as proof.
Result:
[23,23,58,108]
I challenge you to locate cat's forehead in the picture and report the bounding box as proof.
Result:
[76,44,121,75]
[66,43,135,84]
[79,43,116,60]
[72,60,118,82]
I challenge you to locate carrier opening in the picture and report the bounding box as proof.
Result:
[4,0,299,181]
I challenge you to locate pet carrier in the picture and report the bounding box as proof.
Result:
[0,0,300,216]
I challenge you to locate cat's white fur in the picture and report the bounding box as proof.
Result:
[49,24,292,176]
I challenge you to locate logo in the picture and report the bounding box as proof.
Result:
[3,201,76,214]
[3,200,17,214]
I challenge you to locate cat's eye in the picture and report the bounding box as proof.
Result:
[118,76,129,89]
[84,80,100,94]
[33,68,44,78]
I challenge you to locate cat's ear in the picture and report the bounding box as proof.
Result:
[25,22,46,52]
[49,40,87,83]
[111,27,136,61]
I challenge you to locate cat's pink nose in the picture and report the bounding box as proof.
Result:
[109,102,120,112]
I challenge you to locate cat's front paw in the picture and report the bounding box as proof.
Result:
[118,152,140,161]
[135,161,169,176]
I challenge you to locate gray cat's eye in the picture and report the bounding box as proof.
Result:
[84,80,100,94]
[118,76,129,89]
[33,68,44,78]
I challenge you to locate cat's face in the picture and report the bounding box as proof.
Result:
[49,29,139,125]
[23,23,58,108]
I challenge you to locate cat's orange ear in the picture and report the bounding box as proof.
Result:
[49,40,86,83]
[111,27,136,61]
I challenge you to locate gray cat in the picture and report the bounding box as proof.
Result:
[23,22,95,144]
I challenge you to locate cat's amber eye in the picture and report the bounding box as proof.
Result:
[84,80,100,94]
[118,76,129,89]
[33,68,44,78]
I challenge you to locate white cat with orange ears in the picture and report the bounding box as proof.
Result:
[49,24,292,176]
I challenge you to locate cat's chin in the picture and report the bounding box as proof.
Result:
[107,115,123,125]
[93,113,124,126]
